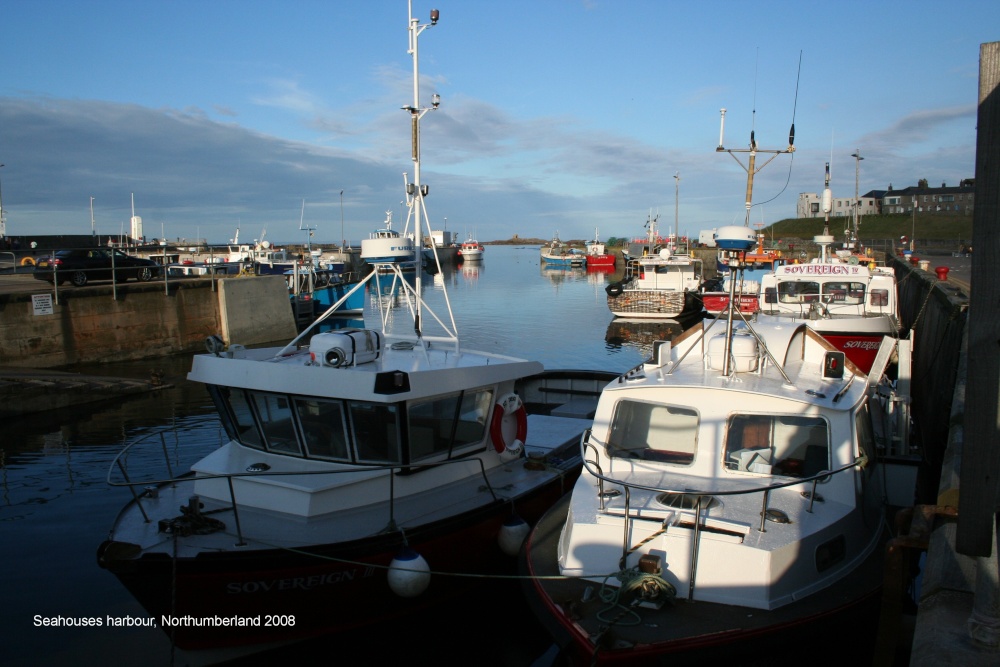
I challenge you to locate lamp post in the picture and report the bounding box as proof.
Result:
[673,172,680,250]
[339,190,345,249]
[850,150,863,248]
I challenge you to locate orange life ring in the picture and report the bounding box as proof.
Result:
[490,393,527,455]
[20,256,35,266]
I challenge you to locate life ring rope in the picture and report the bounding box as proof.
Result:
[490,392,527,455]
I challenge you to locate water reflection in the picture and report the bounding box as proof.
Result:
[605,316,697,357]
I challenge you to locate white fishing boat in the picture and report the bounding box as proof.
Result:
[756,164,901,373]
[360,209,416,269]
[604,247,702,319]
[457,233,484,261]
[97,5,615,654]
[521,115,914,666]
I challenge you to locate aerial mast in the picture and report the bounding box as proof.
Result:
[717,108,795,227]
[403,1,440,335]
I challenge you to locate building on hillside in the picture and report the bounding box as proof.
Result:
[881,180,975,215]
[796,190,884,219]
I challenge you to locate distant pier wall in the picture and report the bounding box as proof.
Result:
[0,276,296,369]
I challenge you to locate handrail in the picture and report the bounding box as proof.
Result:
[581,430,868,600]
[106,426,504,539]
[582,431,866,499]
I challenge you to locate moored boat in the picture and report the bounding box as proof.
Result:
[604,248,702,319]
[622,212,669,262]
[520,109,914,666]
[755,164,900,373]
[457,233,484,261]
[541,232,586,267]
[700,228,787,315]
[360,210,416,270]
[585,228,616,268]
[522,295,911,667]
[96,6,616,654]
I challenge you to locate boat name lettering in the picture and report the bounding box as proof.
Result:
[226,570,363,594]
[781,265,859,275]
[842,340,882,350]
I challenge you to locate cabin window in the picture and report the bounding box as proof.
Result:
[407,389,492,462]
[870,289,889,307]
[823,281,865,305]
[778,281,820,303]
[250,393,302,456]
[220,387,265,450]
[295,398,350,461]
[350,402,401,464]
[725,414,829,478]
[606,400,699,465]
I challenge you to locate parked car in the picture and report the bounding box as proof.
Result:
[32,248,160,287]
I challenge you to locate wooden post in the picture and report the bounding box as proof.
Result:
[957,41,1000,557]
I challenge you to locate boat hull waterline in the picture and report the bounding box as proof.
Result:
[99,467,576,650]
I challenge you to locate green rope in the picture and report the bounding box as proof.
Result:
[595,566,676,625]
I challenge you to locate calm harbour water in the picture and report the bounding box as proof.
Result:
[1,245,674,666]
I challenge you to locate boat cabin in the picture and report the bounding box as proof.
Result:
[759,262,896,317]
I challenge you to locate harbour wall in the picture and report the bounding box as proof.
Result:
[0,276,297,369]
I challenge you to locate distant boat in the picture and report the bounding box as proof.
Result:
[584,228,616,268]
[540,232,585,267]
[457,233,484,261]
[360,210,416,270]
[223,227,298,275]
[622,212,669,261]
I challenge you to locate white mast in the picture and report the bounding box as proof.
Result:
[404,1,441,335]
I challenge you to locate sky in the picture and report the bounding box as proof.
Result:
[0,0,995,246]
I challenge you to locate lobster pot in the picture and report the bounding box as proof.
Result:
[311,330,382,367]
[706,331,759,373]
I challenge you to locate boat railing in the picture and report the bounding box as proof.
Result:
[581,430,868,594]
[106,427,501,546]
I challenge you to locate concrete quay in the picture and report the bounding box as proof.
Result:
[0,271,297,369]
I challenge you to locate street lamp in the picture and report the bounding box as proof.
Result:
[339,190,345,249]
[673,172,680,250]
[850,150,864,249]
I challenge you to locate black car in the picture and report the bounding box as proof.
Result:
[32,248,160,287]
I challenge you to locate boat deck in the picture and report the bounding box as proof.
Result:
[521,493,886,665]
[108,413,592,559]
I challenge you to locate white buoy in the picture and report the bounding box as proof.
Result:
[387,547,431,598]
[498,515,530,556]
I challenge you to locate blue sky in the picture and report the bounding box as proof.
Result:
[0,0,994,245]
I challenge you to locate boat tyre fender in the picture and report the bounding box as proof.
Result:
[605,282,623,297]
[20,256,35,267]
[490,393,527,455]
